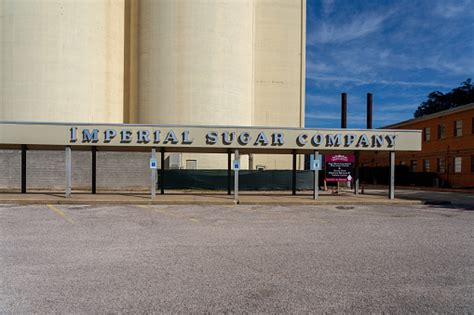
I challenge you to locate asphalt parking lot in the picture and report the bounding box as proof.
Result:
[1,203,473,313]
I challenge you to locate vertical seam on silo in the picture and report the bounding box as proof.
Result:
[300,0,306,129]
[123,0,131,123]
[251,0,256,127]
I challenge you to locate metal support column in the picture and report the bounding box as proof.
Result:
[160,148,165,195]
[234,149,239,204]
[65,146,72,198]
[21,145,27,193]
[313,151,319,200]
[389,151,395,200]
[227,152,232,195]
[91,146,97,194]
[151,148,156,199]
[292,150,297,195]
[354,151,360,195]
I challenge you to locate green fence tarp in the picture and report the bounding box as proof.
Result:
[159,170,316,191]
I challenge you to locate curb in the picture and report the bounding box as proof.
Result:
[0,199,423,206]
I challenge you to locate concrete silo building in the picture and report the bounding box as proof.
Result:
[0,0,125,123]
[130,0,256,169]
[0,0,306,190]
[0,0,130,191]
[126,0,306,169]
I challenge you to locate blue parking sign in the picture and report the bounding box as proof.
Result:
[310,154,322,171]
[149,158,158,169]
[233,160,240,171]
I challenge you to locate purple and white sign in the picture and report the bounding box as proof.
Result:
[325,154,355,182]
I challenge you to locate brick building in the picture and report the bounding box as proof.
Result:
[360,103,474,188]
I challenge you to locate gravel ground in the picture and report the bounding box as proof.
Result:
[0,203,473,313]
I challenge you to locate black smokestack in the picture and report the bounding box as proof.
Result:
[367,93,373,129]
[341,92,347,128]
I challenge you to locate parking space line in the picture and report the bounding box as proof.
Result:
[136,205,150,209]
[152,207,172,215]
[47,204,75,224]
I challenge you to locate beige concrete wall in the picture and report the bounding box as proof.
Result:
[0,0,125,123]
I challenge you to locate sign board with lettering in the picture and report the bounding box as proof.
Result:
[149,158,158,169]
[0,122,422,152]
[325,154,355,182]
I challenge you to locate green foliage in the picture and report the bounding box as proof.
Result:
[414,79,474,118]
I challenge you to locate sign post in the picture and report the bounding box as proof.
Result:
[65,146,72,198]
[389,151,395,200]
[21,145,27,194]
[150,149,157,199]
[233,149,240,204]
[354,152,360,195]
[311,151,321,200]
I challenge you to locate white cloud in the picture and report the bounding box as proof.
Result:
[373,79,453,88]
[433,0,474,18]
[306,112,339,120]
[306,93,339,106]
[314,75,454,88]
[312,12,391,44]
[378,103,417,110]
[425,56,474,76]
[306,111,390,122]
[306,60,335,81]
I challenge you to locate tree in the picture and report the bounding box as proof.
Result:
[413,79,474,118]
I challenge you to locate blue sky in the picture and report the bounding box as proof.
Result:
[305,0,474,128]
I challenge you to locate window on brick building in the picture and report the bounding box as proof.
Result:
[437,158,446,173]
[423,159,430,172]
[400,161,406,166]
[454,157,462,173]
[410,160,417,172]
[454,120,462,137]
[423,127,430,141]
[471,156,474,173]
[438,124,445,139]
